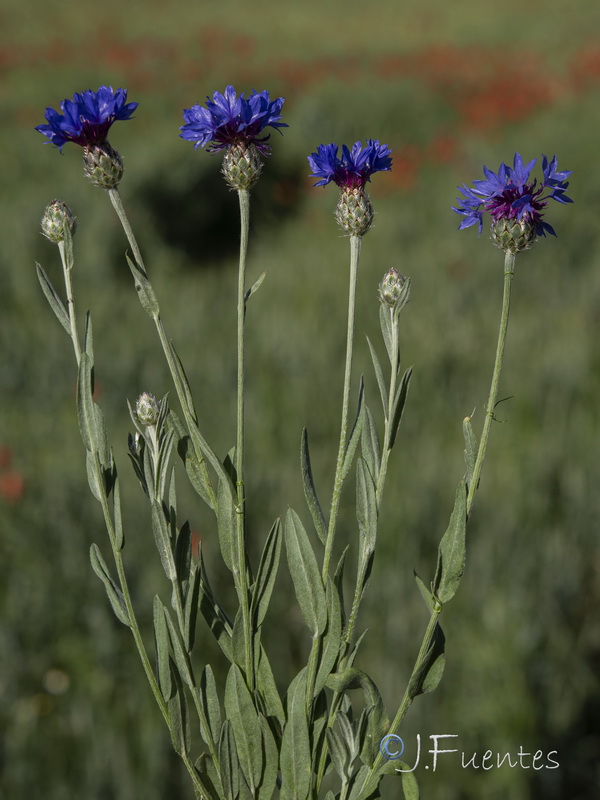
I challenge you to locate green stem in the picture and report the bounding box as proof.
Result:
[375,307,399,506]
[235,189,254,688]
[321,234,361,582]
[467,251,515,516]
[58,239,81,365]
[106,187,218,508]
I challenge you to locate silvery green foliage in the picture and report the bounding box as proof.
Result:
[37,122,527,800]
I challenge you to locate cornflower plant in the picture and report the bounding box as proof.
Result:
[35,84,572,800]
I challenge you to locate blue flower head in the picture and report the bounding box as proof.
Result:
[180,85,287,155]
[35,86,138,150]
[308,140,393,190]
[453,153,572,238]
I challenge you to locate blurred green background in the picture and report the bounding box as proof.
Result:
[1,0,599,798]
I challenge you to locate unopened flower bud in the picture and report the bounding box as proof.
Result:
[222,143,263,190]
[335,188,374,236]
[490,219,537,254]
[83,143,124,189]
[41,200,77,243]
[135,393,159,427]
[379,268,409,309]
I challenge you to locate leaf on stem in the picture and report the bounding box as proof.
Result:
[245,270,267,303]
[283,508,327,636]
[198,664,222,749]
[463,416,478,492]
[36,263,71,334]
[280,669,312,800]
[151,499,177,581]
[89,544,130,626]
[301,428,328,545]
[389,367,413,450]
[168,664,191,756]
[314,577,343,696]
[250,518,282,629]
[125,252,159,318]
[224,664,264,793]
[407,622,446,699]
[366,336,388,418]
[432,481,467,604]
[216,478,238,575]
[341,378,365,481]
[164,605,196,689]
[169,411,214,509]
[153,595,173,700]
[361,408,381,484]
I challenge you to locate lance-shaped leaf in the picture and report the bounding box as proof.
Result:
[198,548,233,660]
[361,407,380,484]
[356,457,378,557]
[314,577,343,696]
[36,262,70,334]
[153,595,172,700]
[169,411,214,509]
[432,481,467,604]
[217,478,238,574]
[195,754,224,800]
[198,664,221,749]
[126,252,159,318]
[301,428,327,545]
[89,544,129,626]
[366,336,388,418]
[414,571,435,612]
[280,669,311,800]
[164,605,195,689]
[258,714,278,800]
[379,303,394,364]
[251,518,282,628]
[113,473,124,550]
[407,622,446,699]
[256,643,286,728]
[245,270,267,303]
[463,416,478,492]
[168,665,190,756]
[224,664,263,793]
[283,508,327,635]
[341,378,365,481]
[389,367,412,449]
[219,720,240,800]
[151,500,177,581]
[183,561,202,652]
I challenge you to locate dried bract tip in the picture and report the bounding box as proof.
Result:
[83,143,124,189]
[335,188,374,236]
[379,268,410,309]
[41,200,77,243]
[135,393,159,428]
[222,143,263,190]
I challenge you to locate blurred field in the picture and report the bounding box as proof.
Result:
[1,1,600,798]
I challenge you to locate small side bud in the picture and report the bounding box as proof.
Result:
[490,219,537,254]
[222,143,263,190]
[135,392,159,427]
[41,200,77,243]
[335,188,374,236]
[83,143,124,189]
[379,268,410,310]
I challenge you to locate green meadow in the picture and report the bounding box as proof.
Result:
[1,1,599,797]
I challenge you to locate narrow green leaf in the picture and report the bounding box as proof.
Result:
[89,544,129,626]
[408,623,446,699]
[224,664,263,793]
[421,652,446,694]
[414,571,435,611]
[183,561,201,652]
[283,508,327,635]
[168,664,190,756]
[433,481,467,604]
[169,411,214,509]
[198,548,233,660]
[348,764,375,800]
[169,340,196,420]
[379,303,394,363]
[256,644,286,728]
[36,263,70,334]
[314,577,343,696]
[389,367,412,449]
[301,428,327,545]
[334,546,349,629]
[280,669,311,800]
[153,595,172,700]
[113,474,124,550]
[257,714,278,800]
[219,720,240,800]
[361,406,381,484]
[198,664,221,748]
[175,520,192,588]
[366,336,388,418]
[251,518,282,628]
[326,725,351,781]
[245,270,267,303]
[356,457,378,556]
[76,352,96,453]
[195,754,224,800]
[463,415,478,490]
[217,478,238,574]
[401,769,420,799]
[164,606,195,689]
[342,378,365,481]
[125,252,159,317]
[151,500,177,581]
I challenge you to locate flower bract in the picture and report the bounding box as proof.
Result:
[308,140,393,189]
[35,86,138,150]
[180,86,287,155]
[453,153,572,237]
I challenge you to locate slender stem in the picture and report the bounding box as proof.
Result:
[234,188,254,688]
[58,240,82,365]
[321,234,361,582]
[467,251,515,516]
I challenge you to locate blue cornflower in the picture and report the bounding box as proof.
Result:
[308,140,393,189]
[35,86,138,150]
[180,85,287,155]
[453,153,572,238]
